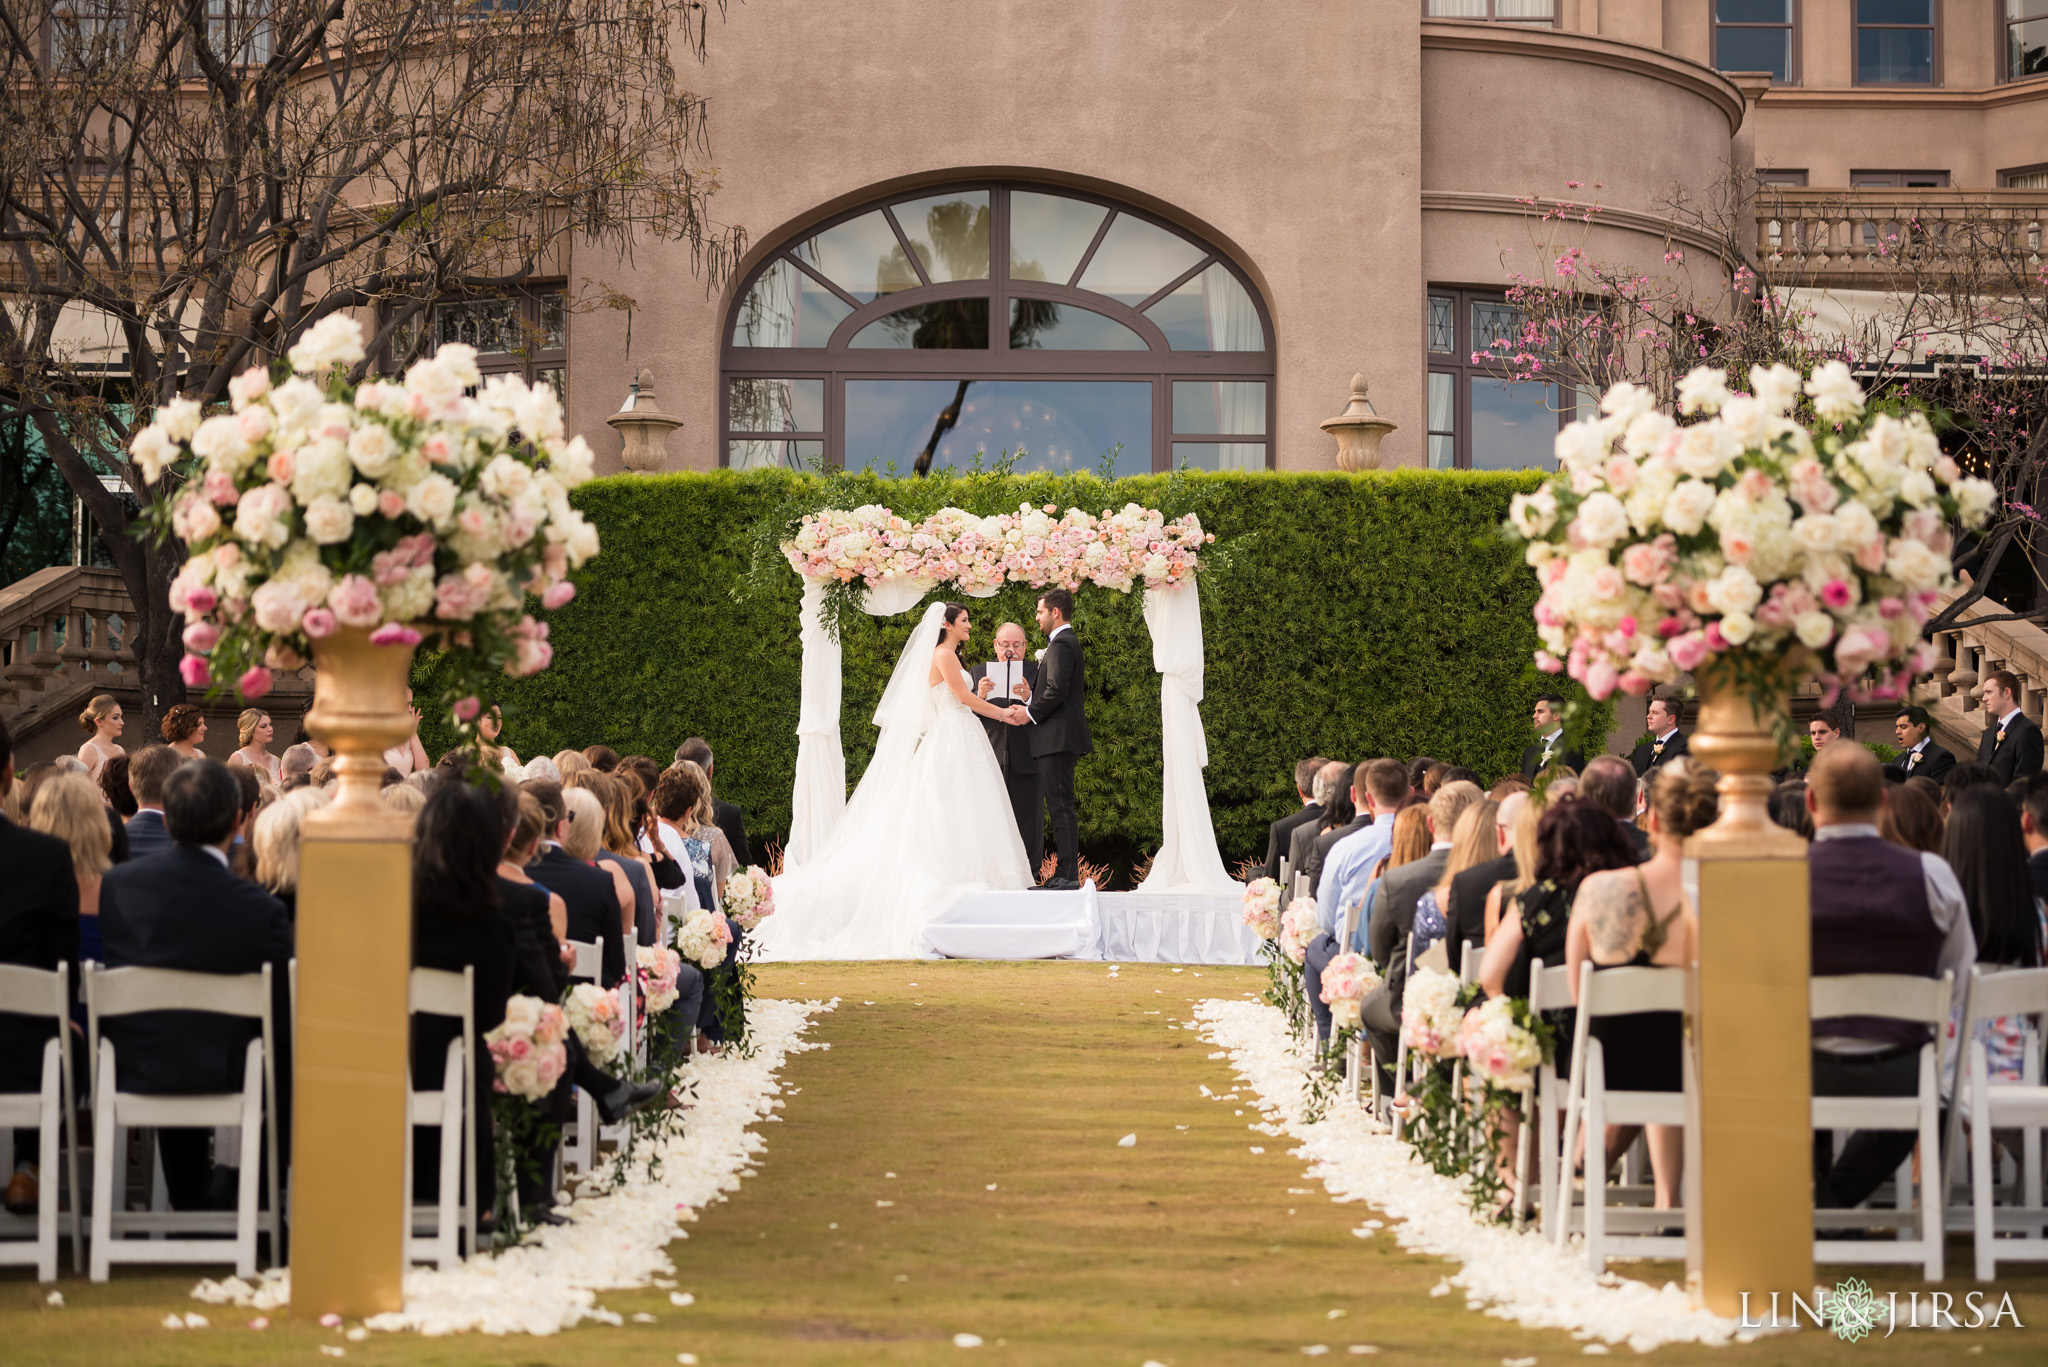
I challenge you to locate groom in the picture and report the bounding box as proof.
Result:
[1025,589,1091,890]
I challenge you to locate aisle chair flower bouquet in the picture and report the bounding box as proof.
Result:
[676,908,734,971]
[1240,878,1282,940]
[722,867,777,932]
[132,314,598,728]
[1278,897,1320,966]
[636,945,684,1015]
[482,994,570,1236]
[563,981,626,1067]
[1501,362,1992,732]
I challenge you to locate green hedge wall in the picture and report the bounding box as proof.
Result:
[417,468,1597,870]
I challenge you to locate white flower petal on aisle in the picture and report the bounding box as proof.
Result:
[192,998,833,1336]
[1192,998,1745,1353]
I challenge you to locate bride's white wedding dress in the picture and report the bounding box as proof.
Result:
[759,611,1033,960]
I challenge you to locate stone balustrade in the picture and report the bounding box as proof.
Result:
[1755,188,2046,291]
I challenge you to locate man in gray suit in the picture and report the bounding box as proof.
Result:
[1359,780,1483,1074]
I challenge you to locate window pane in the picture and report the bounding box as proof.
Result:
[1471,300,1524,357]
[1858,0,1931,22]
[1470,380,1559,471]
[1173,443,1267,472]
[1144,262,1264,350]
[843,379,1152,478]
[538,293,566,349]
[730,258,852,347]
[1427,371,1456,434]
[793,211,921,302]
[1076,214,1207,306]
[1718,0,1791,20]
[536,367,564,406]
[1428,435,1457,470]
[848,298,990,349]
[1425,0,1488,14]
[1009,191,1108,286]
[437,298,522,354]
[1009,299,1147,350]
[1172,381,1267,435]
[1858,27,1934,82]
[890,192,990,283]
[2012,17,2048,78]
[1427,296,1455,353]
[729,440,823,471]
[1494,0,1555,17]
[728,378,824,433]
[1717,27,1792,79]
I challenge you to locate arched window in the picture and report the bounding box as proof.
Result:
[722,182,1274,476]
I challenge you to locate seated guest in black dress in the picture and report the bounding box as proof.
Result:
[520,779,626,989]
[1561,762,1715,1212]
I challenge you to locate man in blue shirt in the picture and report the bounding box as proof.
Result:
[1303,758,1410,1040]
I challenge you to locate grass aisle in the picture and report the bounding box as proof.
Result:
[4,960,2044,1364]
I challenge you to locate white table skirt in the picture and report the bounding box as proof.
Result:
[918,885,1259,965]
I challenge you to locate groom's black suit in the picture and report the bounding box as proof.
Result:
[969,659,1044,869]
[1027,626,1091,884]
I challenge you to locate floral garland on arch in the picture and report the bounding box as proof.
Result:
[1502,362,1995,710]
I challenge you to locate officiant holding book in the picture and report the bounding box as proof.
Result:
[972,621,1044,870]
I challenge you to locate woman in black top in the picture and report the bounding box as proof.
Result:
[1477,796,1640,1015]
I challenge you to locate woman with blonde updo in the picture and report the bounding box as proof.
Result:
[232,709,281,785]
[1560,759,1718,1211]
[161,703,207,758]
[77,695,126,779]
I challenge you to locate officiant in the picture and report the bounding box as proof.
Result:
[971,621,1044,870]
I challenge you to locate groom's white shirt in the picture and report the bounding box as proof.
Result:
[1027,624,1073,724]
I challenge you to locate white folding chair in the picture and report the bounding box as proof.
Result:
[1952,965,2048,1280]
[406,966,475,1269]
[1520,959,1572,1236]
[85,963,278,1281]
[1553,962,1689,1266]
[0,964,82,1279]
[562,940,602,1175]
[1810,971,1952,1281]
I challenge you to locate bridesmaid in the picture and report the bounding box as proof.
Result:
[161,704,207,759]
[76,694,125,780]
[232,709,282,786]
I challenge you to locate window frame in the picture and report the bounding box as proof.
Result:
[1711,0,1802,85]
[2006,0,2048,83]
[1420,0,1560,26]
[1424,285,1576,473]
[1852,0,1941,87]
[1999,162,2048,187]
[720,181,1276,474]
[45,0,126,71]
[405,286,569,400]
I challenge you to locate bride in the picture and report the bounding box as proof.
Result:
[758,601,1034,959]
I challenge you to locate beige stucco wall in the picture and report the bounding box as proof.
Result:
[568,0,1426,475]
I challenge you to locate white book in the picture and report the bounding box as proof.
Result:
[987,660,1026,698]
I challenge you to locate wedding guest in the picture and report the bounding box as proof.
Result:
[1488,776,1530,801]
[619,754,662,795]
[1880,781,1945,855]
[0,719,80,1216]
[1562,762,1714,1211]
[2022,773,2048,907]
[1769,781,1814,838]
[227,765,263,881]
[1947,785,2045,1082]
[1580,755,1649,858]
[98,759,292,1212]
[124,745,184,858]
[1628,695,1690,778]
[1305,765,1374,896]
[1358,782,1483,1066]
[499,790,571,995]
[479,706,521,771]
[1439,766,1483,790]
[76,694,126,779]
[1807,713,1842,761]
[1806,743,1973,1211]
[523,755,563,785]
[100,753,137,818]
[1945,761,2006,809]
[279,742,319,790]
[1447,790,1524,953]
[1520,695,1584,780]
[1977,670,2045,783]
[1478,797,1640,1004]
[552,749,591,780]
[1905,774,1944,808]
[1420,762,1450,796]
[675,737,751,867]
[382,689,431,776]
[232,709,282,786]
[523,779,625,988]
[1314,761,1408,937]
[651,762,733,912]
[1483,792,1544,943]
[1288,761,1352,888]
[1405,757,1436,795]
[1415,799,1499,969]
[252,787,332,918]
[575,773,659,946]
[1263,756,1327,882]
[380,783,426,820]
[561,787,638,948]
[581,744,619,774]
[161,703,207,759]
[1885,705,1954,784]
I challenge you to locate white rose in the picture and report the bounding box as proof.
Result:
[190,414,251,471]
[1717,395,1774,451]
[1569,492,1630,549]
[130,425,177,484]
[407,472,459,527]
[1791,513,1839,555]
[302,495,354,544]
[1663,480,1719,536]
[1598,382,1655,421]
[1793,610,1836,649]
[1803,360,1865,424]
[1675,367,1731,416]
[349,482,378,516]
[1706,564,1763,616]
[1508,489,1558,538]
[1885,538,1946,590]
[158,398,204,441]
[478,454,532,502]
[1955,477,1997,528]
[1621,411,1675,460]
[1554,421,1609,471]
[1833,499,1881,551]
[1898,468,1937,508]
[1749,362,1802,416]
[347,422,397,478]
[555,435,596,488]
[268,378,325,438]
[1674,422,1738,480]
[287,315,367,374]
[1717,610,1756,645]
[232,483,294,550]
[292,439,353,504]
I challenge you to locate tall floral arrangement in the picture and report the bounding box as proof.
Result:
[1503,363,1993,706]
[131,315,598,705]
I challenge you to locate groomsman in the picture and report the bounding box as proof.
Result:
[1884,705,1955,784]
[1628,696,1690,778]
[1520,694,1583,780]
[971,622,1043,871]
[1977,670,2045,783]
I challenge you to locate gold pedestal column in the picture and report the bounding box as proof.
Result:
[290,629,417,1319]
[1683,665,1812,1316]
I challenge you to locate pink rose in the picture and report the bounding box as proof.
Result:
[202,468,242,507]
[377,489,406,519]
[453,695,481,723]
[422,434,453,464]
[1703,622,1730,652]
[1668,631,1709,672]
[1584,658,1619,700]
[186,586,219,616]
[1620,542,1666,586]
[507,1036,531,1061]
[369,623,422,647]
[541,580,576,610]
[1877,596,1904,619]
[266,450,296,483]
[1738,468,1773,501]
[182,621,220,654]
[179,653,213,687]
[301,607,338,638]
[328,573,384,628]
[1820,579,1853,610]
[1534,650,1564,673]
[1618,669,1652,696]
[238,666,273,700]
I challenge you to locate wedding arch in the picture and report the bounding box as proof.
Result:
[781,500,1240,899]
